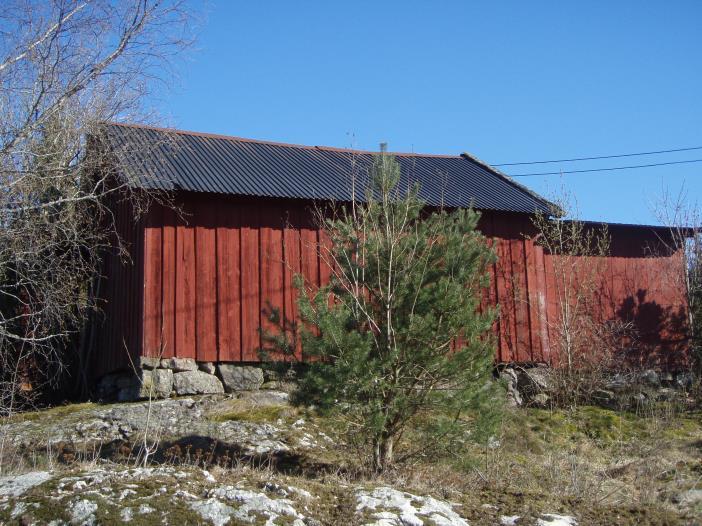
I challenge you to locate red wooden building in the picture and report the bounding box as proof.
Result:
[91,124,689,379]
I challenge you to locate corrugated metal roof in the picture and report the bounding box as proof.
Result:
[104,123,553,214]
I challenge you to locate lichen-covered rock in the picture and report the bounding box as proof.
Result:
[208,486,304,524]
[592,389,617,409]
[217,364,264,392]
[69,498,98,525]
[117,369,172,401]
[640,369,660,387]
[675,488,702,508]
[537,513,578,526]
[173,370,224,395]
[151,368,174,398]
[356,486,469,526]
[499,368,522,406]
[138,355,160,369]
[517,366,553,394]
[0,471,51,498]
[160,357,198,372]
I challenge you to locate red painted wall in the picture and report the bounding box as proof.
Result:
[93,192,689,377]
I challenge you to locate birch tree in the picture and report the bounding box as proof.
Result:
[0,0,191,418]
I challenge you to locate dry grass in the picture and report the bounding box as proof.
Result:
[1,397,700,525]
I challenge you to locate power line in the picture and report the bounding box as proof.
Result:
[508,158,702,177]
[493,145,702,167]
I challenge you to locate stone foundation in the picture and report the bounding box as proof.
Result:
[96,358,297,402]
[499,364,698,409]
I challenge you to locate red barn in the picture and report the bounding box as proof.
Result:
[91,124,689,383]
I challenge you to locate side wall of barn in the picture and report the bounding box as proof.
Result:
[128,192,688,371]
[92,196,145,379]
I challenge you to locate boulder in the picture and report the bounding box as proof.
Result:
[605,374,629,392]
[160,357,198,372]
[515,365,554,404]
[660,371,675,385]
[655,388,679,402]
[138,355,160,370]
[592,389,617,409]
[151,368,174,398]
[675,488,702,507]
[499,368,522,406]
[675,371,694,390]
[640,369,660,387]
[530,392,550,408]
[217,364,264,392]
[199,362,217,375]
[117,369,172,401]
[173,370,224,395]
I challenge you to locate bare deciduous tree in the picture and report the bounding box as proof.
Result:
[531,189,632,406]
[0,0,191,436]
[651,185,702,377]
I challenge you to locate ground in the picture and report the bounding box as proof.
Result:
[0,391,700,525]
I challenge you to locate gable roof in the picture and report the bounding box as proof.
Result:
[103,123,553,215]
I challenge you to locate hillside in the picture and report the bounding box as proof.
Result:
[0,391,700,525]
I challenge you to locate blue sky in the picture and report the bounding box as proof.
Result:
[155,1,702,225]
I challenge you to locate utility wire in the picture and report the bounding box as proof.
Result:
[493,145,702,166]
[509,158,702,177]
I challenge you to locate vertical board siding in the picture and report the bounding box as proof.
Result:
[240,202,261,360]
[161,208,177,358]
[283,208,302,359]
[195,200,218,362]
[260,204,285,346]
[216,203,241,362]
[93,196,143,378]
[125,194,689,373]
[143,207,163,358]
[510,221,531,361]
[175,213,196,359]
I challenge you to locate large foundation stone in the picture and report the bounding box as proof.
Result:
[217,364,264,392]
[173,370,224,395]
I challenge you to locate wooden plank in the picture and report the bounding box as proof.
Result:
[175,213,196,359]
[260,204,285,355]
[300,213,321,350]
[543,252,559,365]
[300,220,320,291]
[216,202,241,362]
[318,228,333,289]
[195,200,218,362]
[533,244,551,363]
[509,221,531,361]
[524,233,543,361]
[284,206,303,360]
[142,208,163,359]
[161,207,176,359]
[240,202,261,361]
[492,217,513,362]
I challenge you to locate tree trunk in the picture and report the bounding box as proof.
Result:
[373,434,395,472]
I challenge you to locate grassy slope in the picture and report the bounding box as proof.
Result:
[1,399,701,525]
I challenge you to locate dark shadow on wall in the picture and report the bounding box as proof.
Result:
[616,289,689,370]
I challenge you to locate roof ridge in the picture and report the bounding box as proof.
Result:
[107,122,465,159]
[460,151,558,214]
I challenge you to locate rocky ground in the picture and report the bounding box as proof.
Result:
[0,465,584,526]
[0,391,700,525]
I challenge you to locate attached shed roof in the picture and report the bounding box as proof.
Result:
[104,123,554,215]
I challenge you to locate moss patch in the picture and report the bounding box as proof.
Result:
[209,404,293,423]
[2,402,97,424]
